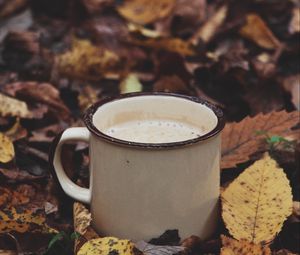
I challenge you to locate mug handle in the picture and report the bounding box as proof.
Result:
[51,127,91,204]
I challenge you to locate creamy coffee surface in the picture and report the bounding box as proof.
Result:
[103,119,205,143]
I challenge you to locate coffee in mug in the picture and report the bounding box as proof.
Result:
[50,93,225,241]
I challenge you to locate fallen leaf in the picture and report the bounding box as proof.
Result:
[4,82,70,119]
[120,74,143,94]
[289,8,300,34]
[73,202,92,236]
[73,202,99,254]
[0,0,27,19]
[0,133,15,163]
[133,37,195,56]
[282,74,300,110]
[0,93,30,118]
[77,237,136,255]
[220,235,271,255]
[221,154,293,243]
[0,207,57,234]
[78,85,99,112]
[4,119,27,142]
[239,14,281,49]
[221,110,300,169]
[29,122,67,143]
[0,168,43,182]
[153,75,189,94]
[274,249,298,255]
[0,250,17,255]
[56,39,120,81]
[135,240,185,255]
[117,0,176,25]
[190,5,228,45]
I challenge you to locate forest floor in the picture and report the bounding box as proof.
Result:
[0,0,299,254]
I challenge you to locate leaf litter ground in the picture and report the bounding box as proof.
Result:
[0,0,299,254]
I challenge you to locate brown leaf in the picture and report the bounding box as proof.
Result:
[274,249,298,255]
[282,74,300,110]
[73,202,99,254]
[4,82,70,119]
[117,0,176,25]
[289,8,300,34]
[190,5,228,45]
[0,93,30,118]
[29,123,67,143]
[0,133,14,163]
[239,14,281,50]
[221,235,271,255]
[221,110,300,169]
[0,168,44,182]
[221,154,293,243]
[0,0,27,19]
[153,75,189,94]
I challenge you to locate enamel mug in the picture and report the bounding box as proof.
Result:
[51,93,225,241]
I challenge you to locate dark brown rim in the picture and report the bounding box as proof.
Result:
[83,92,225,149]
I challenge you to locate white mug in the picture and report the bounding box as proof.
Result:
[51,93,224,241]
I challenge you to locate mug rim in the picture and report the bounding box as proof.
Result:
[83,92,225,149]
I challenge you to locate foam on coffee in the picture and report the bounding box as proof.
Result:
[103,119,205,143]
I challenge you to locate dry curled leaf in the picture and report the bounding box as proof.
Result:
[117,0,176,25]
[239,14,281,50]
[221,110,300,169]
[221,154,293,244]
[73,202,99,254]
[133,37,195,56]
[74,202,92,236]
[221,235,271,255]
[0,206,57,234]
[190,5,228,45]
[77,237,135,255]
[0,133,14,163]
[0,93,30,118]
[56,39,120,81]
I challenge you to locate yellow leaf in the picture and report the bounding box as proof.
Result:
[0,133,14,163]
[117,0,176,25]
[0,207,57,234]
[73,202,92,236]
[120,74,143,94]
[221,154,293,244]
[133,37,195,56]
[221,235,271,255]
[0,93,30,118]
[77,237,135,255]
[73,202,99,254]
[239,14,281,49]
[56,39,120,81]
